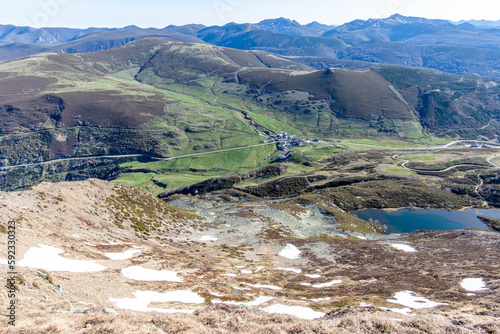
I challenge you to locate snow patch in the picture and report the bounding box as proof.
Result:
[360,279,378,283]
[304,274,321,279]
[210,292,224,297]
[241,270,252,274]
[121,266,183,282]
[390,244,417,252]
[279,244,301,259]
[200,236,218,241]
[245,283,282,290]
[380,307,413,316]
[109,290,203,313]
[312,280,342,288]
[260,304,325,320]
[105,249,141,260]
[13,244,105,272]
[311,297,331,302]
[388,291,448,309]
[460,278,487,292]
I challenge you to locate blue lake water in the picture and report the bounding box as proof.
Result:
[354,208,500,234]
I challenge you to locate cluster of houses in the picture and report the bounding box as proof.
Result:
[262,131,342,160]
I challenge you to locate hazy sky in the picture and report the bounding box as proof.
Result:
[2,0,500,29]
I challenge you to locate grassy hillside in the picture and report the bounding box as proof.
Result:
[1,38,500,191]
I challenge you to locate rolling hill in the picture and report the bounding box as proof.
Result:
[1,37,500,192]
[1,37,500,166]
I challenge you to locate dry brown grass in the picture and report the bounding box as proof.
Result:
[2,304,499,334]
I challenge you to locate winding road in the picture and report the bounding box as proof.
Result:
[393,152,500,205]
[0,142,277,171]
[2,139,500,172]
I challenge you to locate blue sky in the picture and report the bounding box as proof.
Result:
[2,0,500,28]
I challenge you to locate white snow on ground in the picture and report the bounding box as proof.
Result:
[312,280,342,288]
[84,243,96,247]
[260,304,325,320]
[356,236,367,240]
[200,236,218,241]
[222,296,275,307]
[226,273,237,277]
[72,235,81,239]
[241,270,252,274]
[300,283,312,286]
[4,244,106,272]
[233,286,252,291]
[360,279,378,283]
[105,249,141,260]
[109,290,204,313]
[387,291,448,309]
[380,307,413,316]
[121,266,183,282]
[245,283,283,290]
[390,244,417,252]
[210,292,224,297]
[311,297,331,302]
[360,302,372,307]
[460,278,487,291]
[275,267,302,274]
[279,244,301,259]
[304,274,321,279]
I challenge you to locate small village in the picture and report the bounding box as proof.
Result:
[265,131,342,160]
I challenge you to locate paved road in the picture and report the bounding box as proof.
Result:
[2,139,500,171]
[345,139,500,151]
[0,142,277,171]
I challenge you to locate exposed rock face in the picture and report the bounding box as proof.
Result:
[478,216,500,232]
[158,176,242,198]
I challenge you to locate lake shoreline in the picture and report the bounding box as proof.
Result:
[354,207,500,234]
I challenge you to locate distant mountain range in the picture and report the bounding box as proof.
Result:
[453,19,500,27]
[0,14,500,79]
